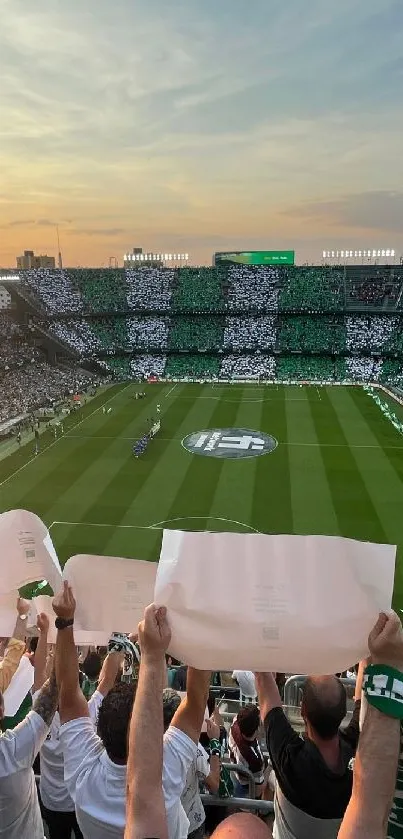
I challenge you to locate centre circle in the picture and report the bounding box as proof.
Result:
[182,428,278,459]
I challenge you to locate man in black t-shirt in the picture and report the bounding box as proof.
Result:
[256,671,362,839]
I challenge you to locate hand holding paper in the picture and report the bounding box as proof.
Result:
[138,604,171,662]
[154,530,396,673]
[368,611,403,669]
[53,581,76,621]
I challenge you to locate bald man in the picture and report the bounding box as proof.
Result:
[211,812,271,838]
[256,671,363,839]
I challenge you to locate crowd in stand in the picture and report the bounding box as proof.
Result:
[223,318,277,351]
[130,355,167,378]
[0,362,96,423]
[3,266,403,395]
[226,267,279,312]
[279,267,344,312]
[0,314,42,373]
[220,355,276,379]
[126,268,174,311]
[345,317,398,353]
[1,586,403,839]
[43,320,102,357]
[127,317,169,350]
[169,318,223,352]
[171,268,225,312]
[22,270,83,314]
[278,316,345,354]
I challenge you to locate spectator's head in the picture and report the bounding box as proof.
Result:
[162,688,181,732]
[301,676,347,741]
[211,812,271,837]
[97,682,136,763]
[82,651,102,682]
[237,705,260,740]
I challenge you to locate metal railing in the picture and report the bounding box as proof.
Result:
[201,760,274,816]
[201,794,274,816]
[284,675,356,707]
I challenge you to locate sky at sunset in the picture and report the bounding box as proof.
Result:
[0,0,402,267]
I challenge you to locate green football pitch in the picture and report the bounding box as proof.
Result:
[1,382,403,608]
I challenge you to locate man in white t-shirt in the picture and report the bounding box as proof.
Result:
[32,613,123,839]
[181,718,221,839]
[232,670,257,700]
[0,666,58,838]
[54,582,212,839]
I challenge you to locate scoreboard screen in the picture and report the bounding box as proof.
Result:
[214,250,295,266]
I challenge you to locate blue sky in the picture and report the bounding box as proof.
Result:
[0,0,402,265]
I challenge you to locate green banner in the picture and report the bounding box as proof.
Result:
[214,250,295,266]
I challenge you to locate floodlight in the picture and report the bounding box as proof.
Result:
[392,249,395,256]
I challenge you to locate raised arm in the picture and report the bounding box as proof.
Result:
[53,581,89,724]
[33,612,50,692]
[255,672,282,720]
[338,612,403,839]
[97,650,124,697]
[32,668,59,727]
[171,668,211,744]
[125,604,171,839]
[0,598,30,693]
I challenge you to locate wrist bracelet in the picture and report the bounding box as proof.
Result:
[364,664,403,719]
[210,748,221,758]
[55,617,74,630]
[210,737,221,754]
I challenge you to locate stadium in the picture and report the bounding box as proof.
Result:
[1,256,403,836]
[1,260,403,585]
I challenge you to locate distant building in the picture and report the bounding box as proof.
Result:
[0,285,11,309]
[16,250,56,270]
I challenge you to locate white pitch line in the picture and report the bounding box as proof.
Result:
[53,435,403,450]
[165,383,178,399]
[0,383,131,490]
[49,520,158,530]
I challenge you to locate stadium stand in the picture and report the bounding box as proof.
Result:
[45,318,102,356]
[171,267,226,311]
[276,356,347,382]
[220,354,276,379]
[168,317,224,351]
[0,362,96,422]
[277,315,346,354]
[279,266,345,311]
[164,354,221,378]
[72,268,128,313]
[2,264,403,418]
[224,317,277,350]
[226,266,279,312]
[130,354,167,378]
[126,267,174,310]
[127,316,169,350]
[22,268,83,313]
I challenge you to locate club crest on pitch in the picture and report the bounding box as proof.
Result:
[182,428,278,459]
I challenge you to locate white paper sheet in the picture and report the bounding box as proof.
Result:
[29,595,110,645]
[0,510,62,595]
[63,554,157,635]
[3,655,34,717]
[154,530,396,673]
